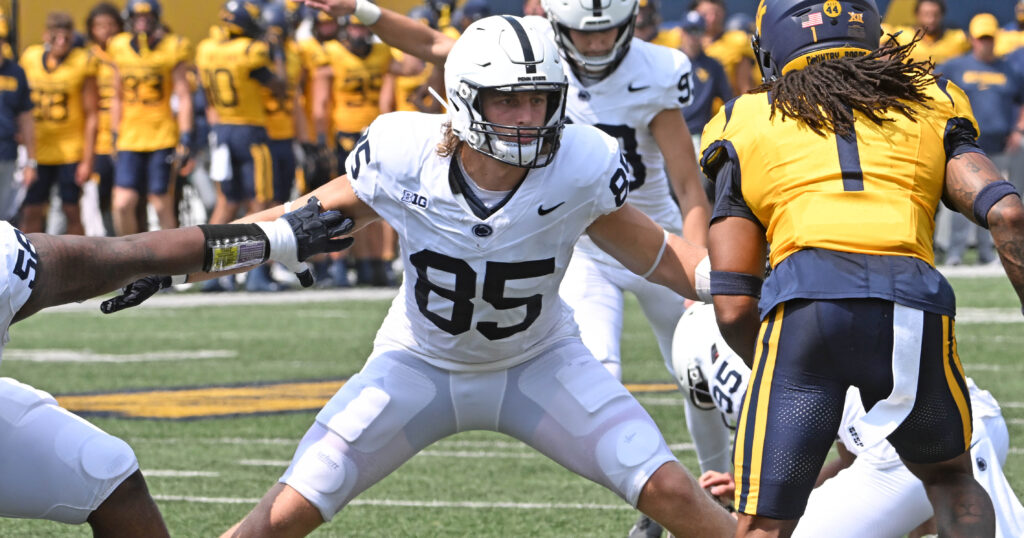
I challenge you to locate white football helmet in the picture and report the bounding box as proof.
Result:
[542,0,638,79]
[444,15,568,168]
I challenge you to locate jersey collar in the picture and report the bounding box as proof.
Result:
[448,154,528,220]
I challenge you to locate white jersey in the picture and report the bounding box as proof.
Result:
[345,112,629,371]
[838,379,1003,468]
[0,221,37,358]
[525,16,693,265]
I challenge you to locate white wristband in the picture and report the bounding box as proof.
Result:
[255,219,300,269]
[640,230,670,279]
[695,255,712,304]
[353,0,382,25]
[171,274,188,285]
[283,200,293,213]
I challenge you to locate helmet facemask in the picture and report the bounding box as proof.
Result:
[543,0,639,80]
[454,81,568,169]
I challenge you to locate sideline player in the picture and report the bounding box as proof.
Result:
[676,304,1024,538]
[19,12,98,235]
[86,2,124,236]
[214,15,733,537]
[701,0,1024,536]
[108,0,194,234]
[196,0,287,291]
[0,199,352,536]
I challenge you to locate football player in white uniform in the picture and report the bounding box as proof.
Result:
[298,0,728,517]
[219,15,734,538]
[678,304,1024,538]
[0,200,352,535]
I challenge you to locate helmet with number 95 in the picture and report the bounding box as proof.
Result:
[542,0,638,79]
[444,15,568,169]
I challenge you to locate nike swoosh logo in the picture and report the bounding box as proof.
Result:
[538,202,565,216]
[627,83,650,92]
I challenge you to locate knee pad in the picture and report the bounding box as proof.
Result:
[283,424,360,522]
[595,419,668,507]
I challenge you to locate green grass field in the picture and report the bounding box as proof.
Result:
[0,276,1021,537]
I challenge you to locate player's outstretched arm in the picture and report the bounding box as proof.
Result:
[587,203,706,300]
[946,152,1024,310]
[15,199,352,318]
[299,0,454,65]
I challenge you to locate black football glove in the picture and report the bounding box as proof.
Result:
[100,275,172,314]
[275,197,355,287]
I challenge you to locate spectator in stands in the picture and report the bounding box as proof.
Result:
[886,0,968,66]
[522,0,544,17]
[453,0,491,34]
[996,1,1024,57]
[939,13,1024,266]
[692,0,754,95]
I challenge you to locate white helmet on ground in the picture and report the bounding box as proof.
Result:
[444,15,568,168]
[541,0,638,79]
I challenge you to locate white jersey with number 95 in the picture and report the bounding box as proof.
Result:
[345,112,631,371]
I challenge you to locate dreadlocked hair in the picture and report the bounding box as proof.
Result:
[753,32,936,137]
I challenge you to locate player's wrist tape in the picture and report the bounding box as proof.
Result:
[973,180,1020,229]
[198,224,270,272]
[695,255,712,303]
[709,270,763,298]
[353,0,382,25]
[640,230,669,279]
[254,219,302,269]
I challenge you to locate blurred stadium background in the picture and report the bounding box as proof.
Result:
[2,0,1020,52]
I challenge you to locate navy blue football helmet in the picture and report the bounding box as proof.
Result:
[124,0,161,34]
[221,0,265,38]
[752,0,882,82]
[263,1,290,40]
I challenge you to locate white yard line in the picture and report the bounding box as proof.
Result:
[144,470,220,477]
[2,349,237,363]
[955,308,1024,324]
[48,288,400,313]
[152,494,632,510]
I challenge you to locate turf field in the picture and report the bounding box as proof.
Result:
[1,275,1022,537]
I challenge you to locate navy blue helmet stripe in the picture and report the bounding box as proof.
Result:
[592,0,603,17]
[502,16,538,74]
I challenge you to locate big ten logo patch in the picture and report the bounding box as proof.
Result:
[402,189,428,209]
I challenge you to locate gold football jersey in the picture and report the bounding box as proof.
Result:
[327,41,392,133]
[20,45,97,165]
[264,39,303,140]
[107,32,192,152]
[195,35,273,126]
[701,79,979,268]
[91,44,117,156]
